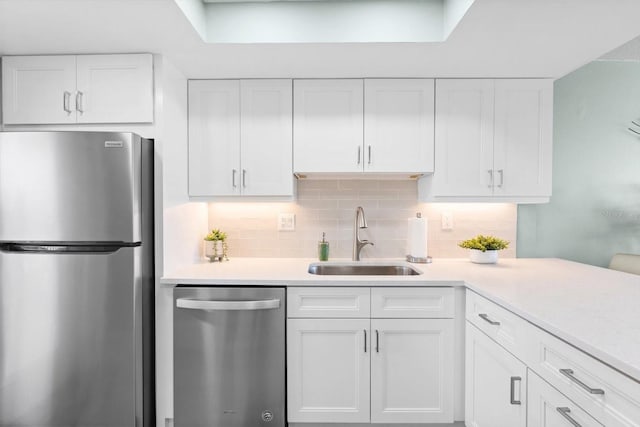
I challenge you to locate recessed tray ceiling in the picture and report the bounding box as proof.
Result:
[177,0,475,43]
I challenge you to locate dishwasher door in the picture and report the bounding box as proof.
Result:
[173,287,285,427]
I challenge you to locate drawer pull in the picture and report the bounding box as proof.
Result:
[556,407,582,427]
[510,376,522,405]
[478,313,500,325]
[559,369,605,395]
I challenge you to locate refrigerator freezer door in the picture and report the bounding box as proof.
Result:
[0,247,141,427]
[0,132,143,243]
[174,287,286,427]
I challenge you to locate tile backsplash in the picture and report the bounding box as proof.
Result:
[208,180,517,259]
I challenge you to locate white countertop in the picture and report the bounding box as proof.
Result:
[162,257,640,383]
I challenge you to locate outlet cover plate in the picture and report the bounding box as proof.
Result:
[278,213,296,231]
[441,211,454,230]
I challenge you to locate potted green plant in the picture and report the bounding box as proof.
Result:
[458,235,509,264]
[204,229,227,261]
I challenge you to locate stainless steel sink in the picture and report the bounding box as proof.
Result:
[308,263,422,276]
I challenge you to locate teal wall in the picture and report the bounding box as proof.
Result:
[518,61,640,267]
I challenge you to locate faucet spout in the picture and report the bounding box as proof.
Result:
[353,206,374,261]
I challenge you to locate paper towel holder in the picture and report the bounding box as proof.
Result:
[407,212,432,263]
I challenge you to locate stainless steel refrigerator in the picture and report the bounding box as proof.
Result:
[0,131,154,427]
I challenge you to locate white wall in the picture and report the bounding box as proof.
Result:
[156,57,207,275]
[518,60,640,266]
[153,56,207,427]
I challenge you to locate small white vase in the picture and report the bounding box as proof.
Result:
[204,240,223,261]
[469,249,499,264]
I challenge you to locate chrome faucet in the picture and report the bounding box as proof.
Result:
[352,206,374,261]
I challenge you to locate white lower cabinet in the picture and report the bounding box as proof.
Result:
[465,321,527,427]
[287,318,370,423]
[371,318,454,424]
[287,287,455,424]
[528,370,603,427]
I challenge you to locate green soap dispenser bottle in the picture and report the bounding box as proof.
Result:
[318,232,330,261]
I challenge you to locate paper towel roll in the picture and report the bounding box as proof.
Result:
[407,214,428,258]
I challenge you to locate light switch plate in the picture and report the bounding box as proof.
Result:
[441,211,454,230]
[278,213,296,231]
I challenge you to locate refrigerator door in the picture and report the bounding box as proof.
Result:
[0,131,143,243]
[174,287,286,427]
[0,246,141,427]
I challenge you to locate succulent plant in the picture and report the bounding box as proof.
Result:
[204,229,227,241]
[458,235,509,252]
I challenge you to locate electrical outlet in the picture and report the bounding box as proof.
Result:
[441,211,454,230]
[278,213,296,231]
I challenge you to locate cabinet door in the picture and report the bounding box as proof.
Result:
[465,322,527,427]
[287,318,370,423]
[2,55,77,124]
[76,54,153,124]
[493,79,553,197]
[240,79,293,196]
[364,79,435,173]
[528,370,603,427]
[293,79,364,173]
[188,80,241,196]
[433,79,494,196]
[371,319,454,423]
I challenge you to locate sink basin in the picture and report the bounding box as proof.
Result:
[308,263,422,276]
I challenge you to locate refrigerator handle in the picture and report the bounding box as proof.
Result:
[176,298,281,311]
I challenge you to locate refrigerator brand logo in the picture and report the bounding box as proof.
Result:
[104,141,124,148]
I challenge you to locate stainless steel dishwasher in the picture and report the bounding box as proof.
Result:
[173,287,285,427]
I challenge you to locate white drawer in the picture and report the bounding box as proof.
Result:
[524,325,640,427]
[465,290,529,360]
[528,369,603,427]
[287,287,370,318]
[371,287,454,318]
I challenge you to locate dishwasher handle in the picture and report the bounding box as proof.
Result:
[176,298,281,311]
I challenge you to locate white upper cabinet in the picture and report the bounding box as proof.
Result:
[2,54,153,125]
[493,79,553,197]
[294,79,435,177]
[188,80,241,197]
[188,79,294,197]
[294,79,364,173]
[420,78,553,202]
[466,322,527,427]
[2,56,77,125]
[240,79,293,196]
[75,54,154,124]
[432,79,495,197]
[364,79,435,174]
[370,318,454,424]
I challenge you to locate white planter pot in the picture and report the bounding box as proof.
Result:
[204,240,223,260]
[469,249,499,264]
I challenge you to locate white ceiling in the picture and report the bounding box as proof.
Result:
[1,0,640,79]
